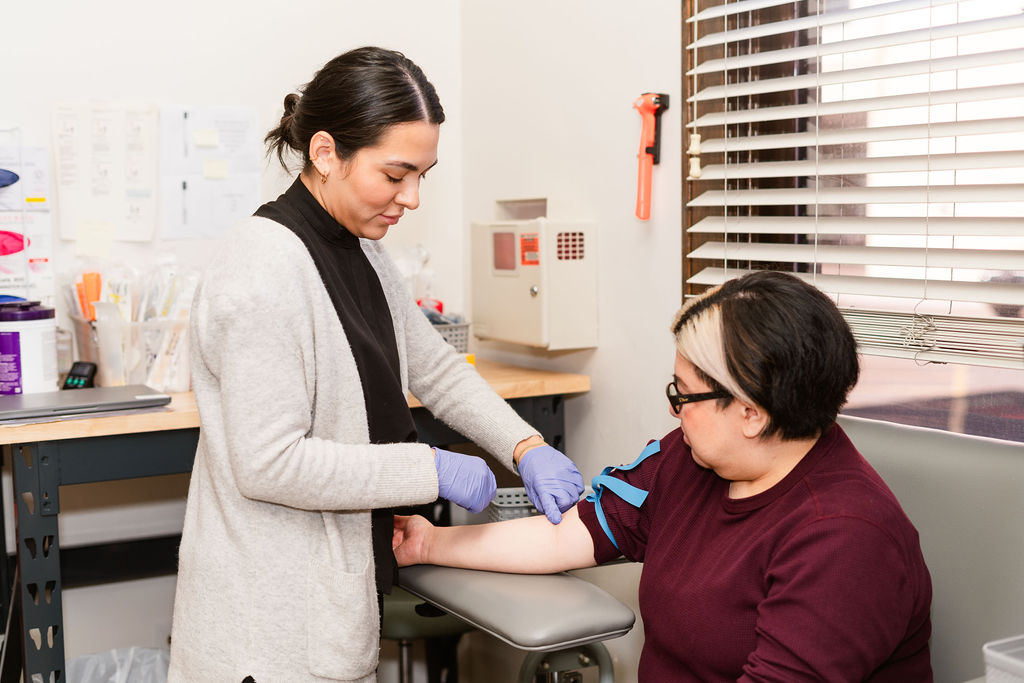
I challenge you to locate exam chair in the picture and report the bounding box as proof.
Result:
[398,565,634,683]
[388,489,635,683]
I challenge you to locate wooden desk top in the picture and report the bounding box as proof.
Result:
[0,360,589,445]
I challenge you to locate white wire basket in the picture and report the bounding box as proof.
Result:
[433,322,470,353]
[488,487,540,523]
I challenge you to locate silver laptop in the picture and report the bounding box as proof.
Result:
[0,385,172,422]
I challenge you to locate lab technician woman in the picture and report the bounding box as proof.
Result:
[394,271,934,682]
[167,46,583,683]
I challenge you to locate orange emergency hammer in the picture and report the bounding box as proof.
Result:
[634,93,669,221]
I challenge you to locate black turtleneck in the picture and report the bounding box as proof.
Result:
[254,177,417,592]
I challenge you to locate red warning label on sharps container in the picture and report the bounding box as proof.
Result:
[520,233,540,266]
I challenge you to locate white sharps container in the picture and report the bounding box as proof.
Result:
[0,301,58,394]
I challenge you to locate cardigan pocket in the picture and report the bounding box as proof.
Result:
[305,557,378,680]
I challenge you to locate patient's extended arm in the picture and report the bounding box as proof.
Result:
[393,505,600,574]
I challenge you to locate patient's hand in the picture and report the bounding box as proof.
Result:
[392,514,434,566]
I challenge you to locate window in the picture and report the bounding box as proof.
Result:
[684,0,1024,442]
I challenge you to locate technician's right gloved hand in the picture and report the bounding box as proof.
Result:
[433,448,497,514]
[517,445,585,524]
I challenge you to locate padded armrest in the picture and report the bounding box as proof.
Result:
[397,565,636,652]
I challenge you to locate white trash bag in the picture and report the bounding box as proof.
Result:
[66,646,169,683]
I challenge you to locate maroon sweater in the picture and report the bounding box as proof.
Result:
[577,424,932,682]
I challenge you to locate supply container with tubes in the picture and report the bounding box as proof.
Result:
[68,265,197,393]
[71,306,190,393]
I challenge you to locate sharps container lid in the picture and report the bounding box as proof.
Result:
[0,301,55,321]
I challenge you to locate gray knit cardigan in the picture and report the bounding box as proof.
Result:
[168,217,538,682]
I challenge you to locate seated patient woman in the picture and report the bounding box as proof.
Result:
[393,270,933,682]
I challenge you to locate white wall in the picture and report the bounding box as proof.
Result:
[3,0,466,309]
[2,1,683,679]
[460,3,682,680]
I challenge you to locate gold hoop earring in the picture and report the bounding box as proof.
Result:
[319,171,327,184]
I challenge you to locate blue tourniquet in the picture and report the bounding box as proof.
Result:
[585,439,661,550]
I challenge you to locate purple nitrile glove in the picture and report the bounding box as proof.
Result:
[434,448,497,514]
[517,445,585,524]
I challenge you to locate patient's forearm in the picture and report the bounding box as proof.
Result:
[425,506,598,574]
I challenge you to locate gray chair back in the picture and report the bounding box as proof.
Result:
[838,415,1024,683]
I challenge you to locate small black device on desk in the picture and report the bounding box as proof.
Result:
[62,361,97,389]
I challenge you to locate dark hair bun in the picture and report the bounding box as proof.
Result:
[263,47,444,171]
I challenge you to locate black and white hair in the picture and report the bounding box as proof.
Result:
[671,271,860,440]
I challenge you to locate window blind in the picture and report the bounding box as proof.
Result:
[685,0,1024,369]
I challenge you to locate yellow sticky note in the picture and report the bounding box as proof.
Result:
[203,159,229,179]
[192,128,219,147]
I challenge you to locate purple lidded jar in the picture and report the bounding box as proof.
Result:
[0,301,58,395]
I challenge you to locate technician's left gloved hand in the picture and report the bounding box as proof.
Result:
[517,445,584,524]
[434,448,497,514]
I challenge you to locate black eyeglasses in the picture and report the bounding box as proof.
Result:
[666,381,731,414]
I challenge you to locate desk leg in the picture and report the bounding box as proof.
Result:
[0,446,9,634]
[11,442,65,682]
